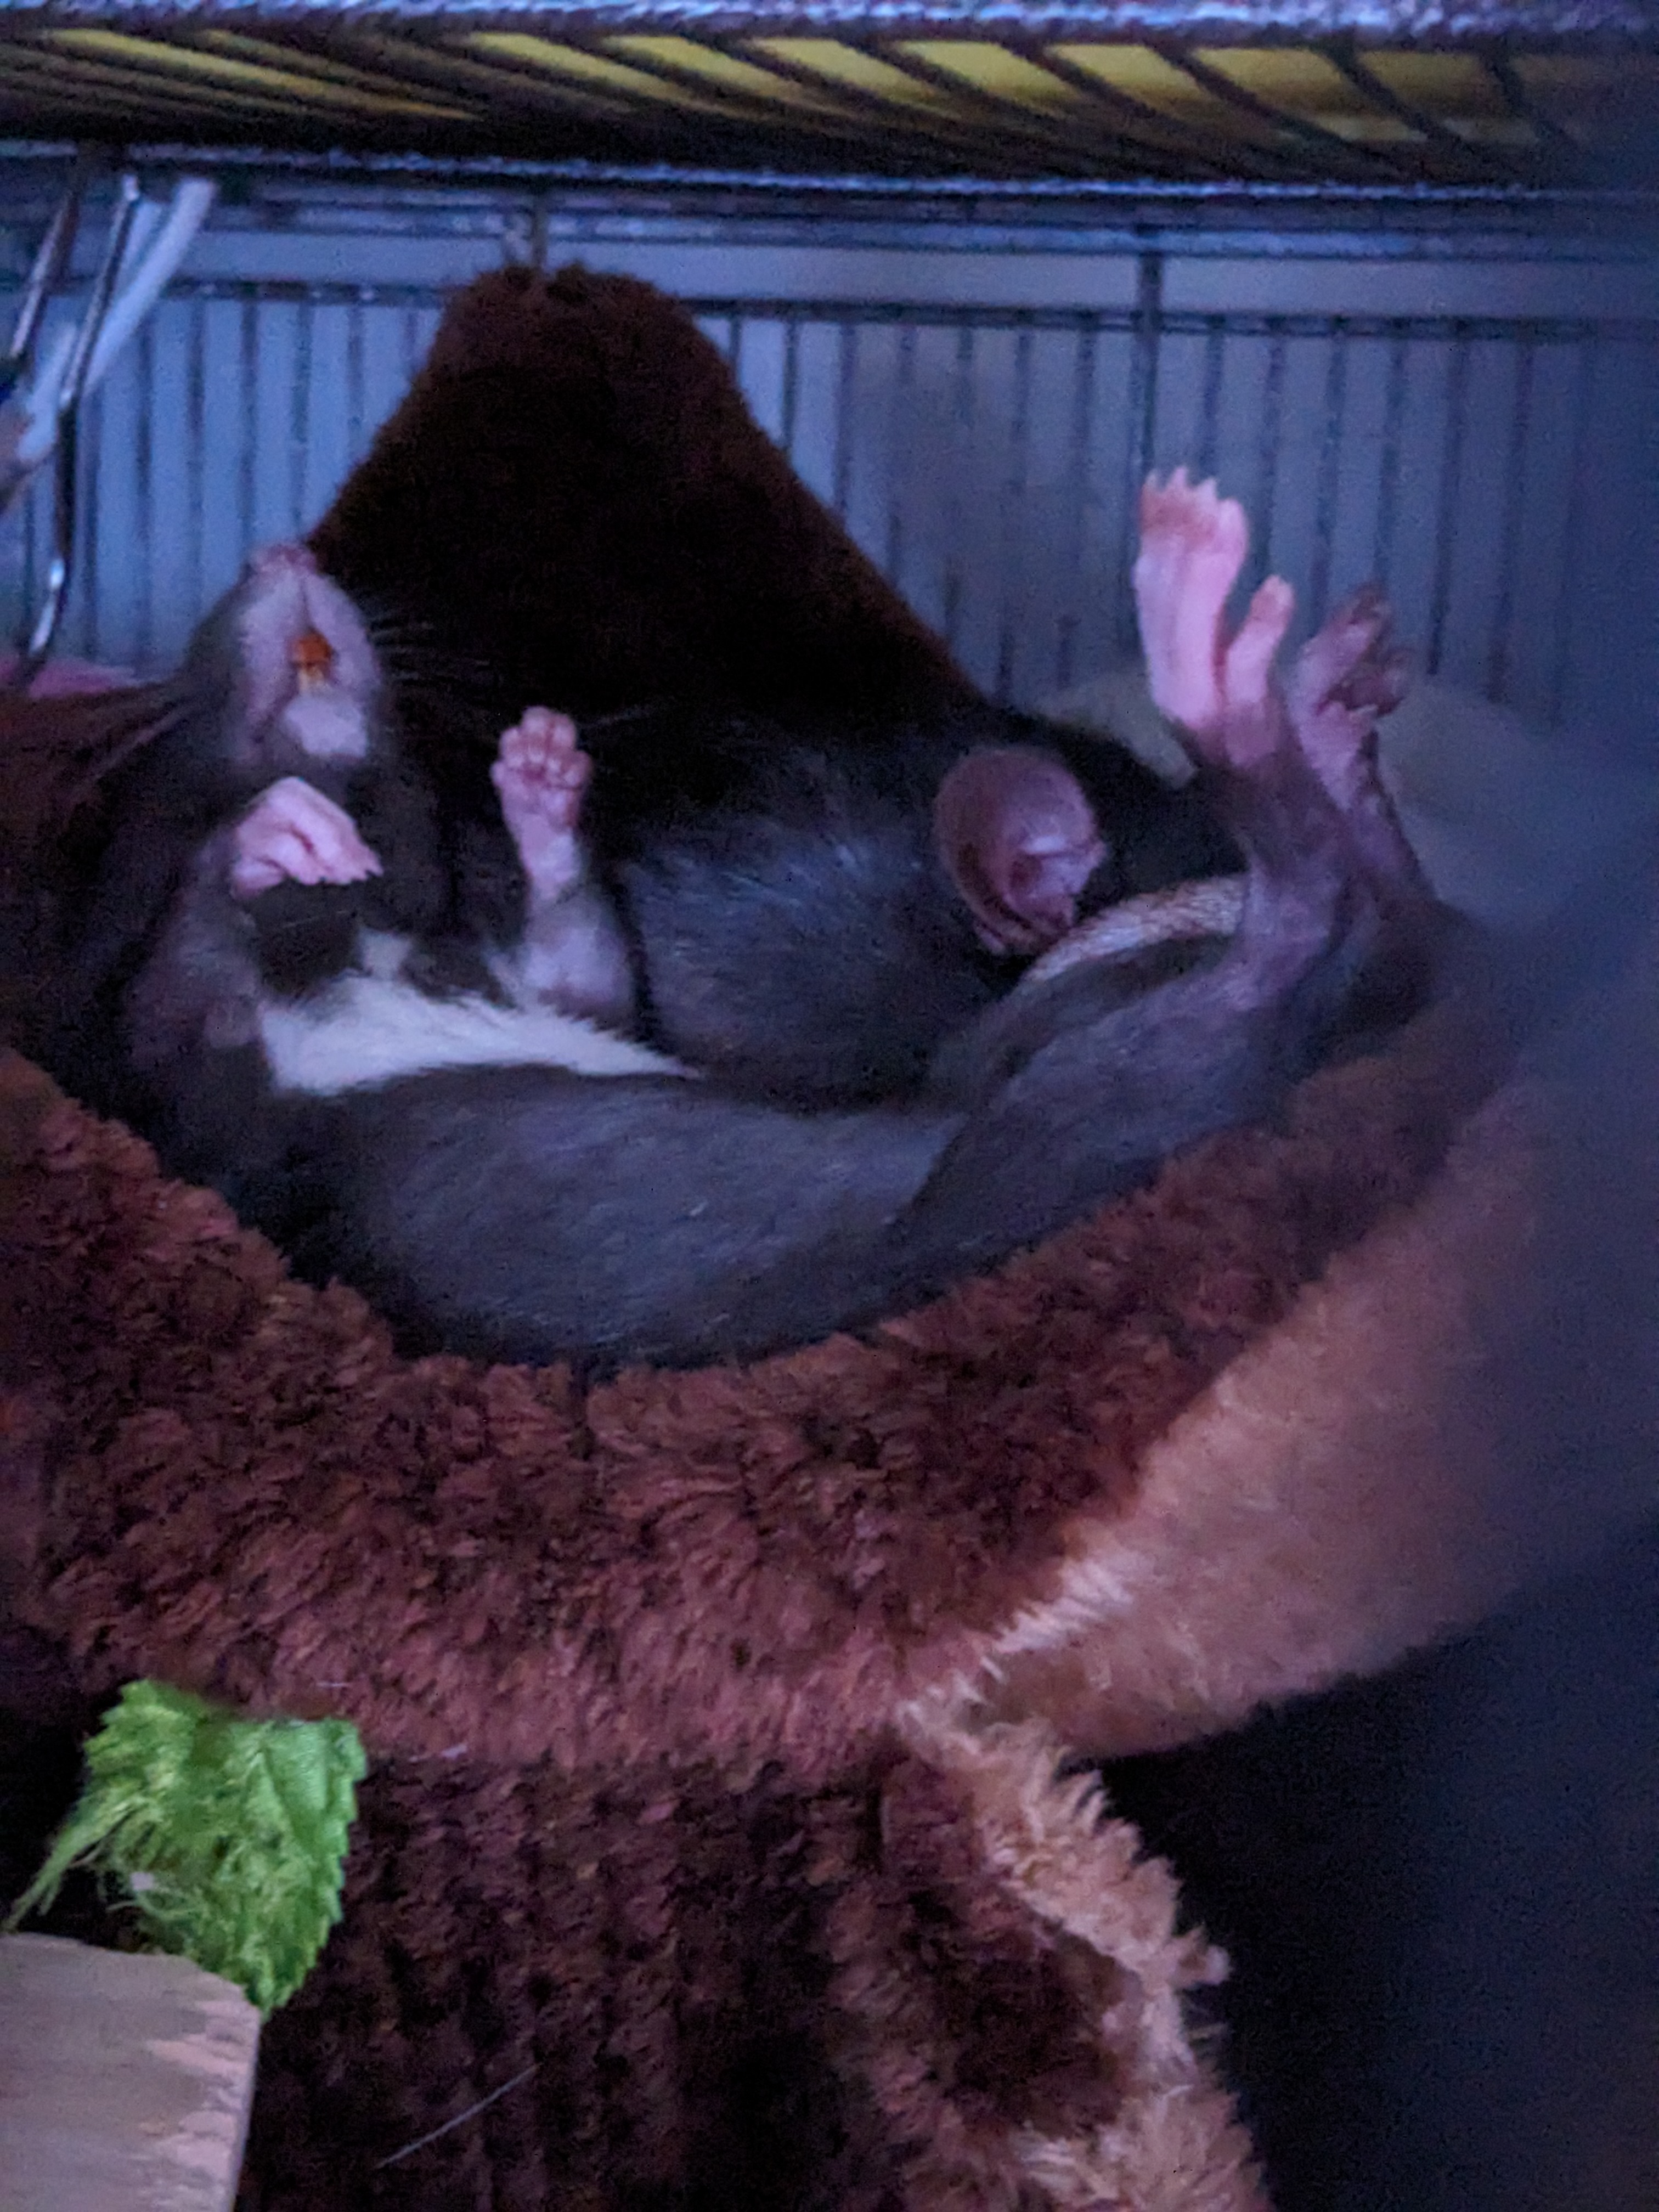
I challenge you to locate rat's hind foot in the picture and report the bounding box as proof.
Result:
[1286,586,1427,897]
[1300,583,1412,719]
[229,774,383,899]
[1288,584,1411,791]
[1133,469,1253,741]
[1135,467,1298,788]
[491,706,592,902]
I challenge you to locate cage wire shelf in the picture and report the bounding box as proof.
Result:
[0,4,1653,187]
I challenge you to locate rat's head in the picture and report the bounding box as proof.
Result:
[189,542,382,771]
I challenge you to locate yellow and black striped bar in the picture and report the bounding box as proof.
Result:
[0,7,1654,184]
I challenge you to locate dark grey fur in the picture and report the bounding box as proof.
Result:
[252,726,1388,1374]
[433,695,1240,1108]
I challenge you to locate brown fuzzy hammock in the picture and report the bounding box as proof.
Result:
[2,268,1656,2211]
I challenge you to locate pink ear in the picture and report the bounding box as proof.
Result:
[933,747,1107,956]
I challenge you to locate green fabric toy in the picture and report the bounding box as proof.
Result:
[7,1679,365,2015]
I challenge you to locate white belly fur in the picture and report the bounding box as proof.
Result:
[258,970,687,1096]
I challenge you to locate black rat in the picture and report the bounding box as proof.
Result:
[64,543,665,1193]
[301,272,1238,1111]
[69,538,1231,1148]
[554,695,1238,1106]
[239,473,1444,1374]
[46,473,1457,1382]
[387,652,1238,1112]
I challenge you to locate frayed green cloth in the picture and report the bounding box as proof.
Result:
[6,1679,365,2015]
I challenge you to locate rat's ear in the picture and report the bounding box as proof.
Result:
[933,747,1107,955]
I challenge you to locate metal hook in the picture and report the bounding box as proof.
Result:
[10,167,141,691]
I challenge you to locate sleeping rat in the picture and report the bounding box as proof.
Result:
[292,259,1244,1106]
[67,518,1234,1131]
[239,475,1445,1373]
[26,477,1443,1376]
[328,635,1235,1111]
[66,543,663,1188]
[65,535,1187,1206]
[353,688,1195,1112]
[556,696,1236,1106]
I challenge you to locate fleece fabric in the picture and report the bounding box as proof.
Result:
[2,266,1653,2211]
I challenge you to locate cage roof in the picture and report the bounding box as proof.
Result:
[0,5,1654,185]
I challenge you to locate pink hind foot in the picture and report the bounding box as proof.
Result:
[1135,468,1249,737]
[1135,468,1296,771]
[491,706,592,901]
[229,774,382,900]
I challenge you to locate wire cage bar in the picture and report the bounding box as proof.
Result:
[4,217,1652,743]
[6,158,1654,743]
